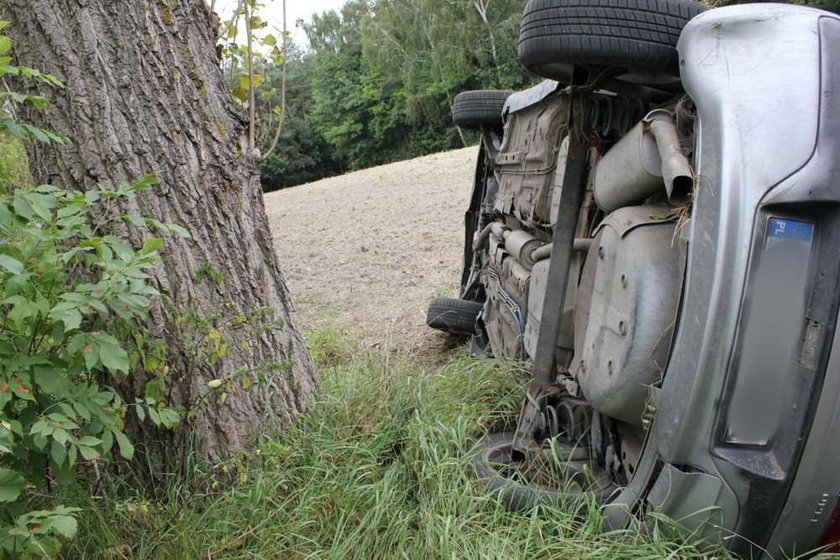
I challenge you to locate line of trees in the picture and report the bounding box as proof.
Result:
[259,0,535,191]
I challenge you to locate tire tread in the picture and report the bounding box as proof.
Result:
[518,0,706,81]
[451,90,512,129]
[426,297,483,335]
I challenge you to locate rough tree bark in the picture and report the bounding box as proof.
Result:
[0,0,319,464]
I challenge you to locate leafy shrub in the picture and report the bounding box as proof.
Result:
[0,22,181,558]
[0,177,185,558]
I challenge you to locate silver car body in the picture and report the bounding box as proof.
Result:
[643,5,840,556]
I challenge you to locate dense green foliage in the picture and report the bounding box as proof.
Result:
[0,179,184,558]
[66,328,731,558]
[260,0,534,190]
[258,46,343,190]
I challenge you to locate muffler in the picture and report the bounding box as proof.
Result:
[486,223,545,270]
[593,109,694,213]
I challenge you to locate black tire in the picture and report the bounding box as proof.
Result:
[518,0,706,84]
[426,297,483,336]
[451,90,512,130]
[472,432,614,512]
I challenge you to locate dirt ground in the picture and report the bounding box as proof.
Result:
[264,147,477,348]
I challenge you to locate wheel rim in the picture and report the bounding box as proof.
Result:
[480,435,617,502]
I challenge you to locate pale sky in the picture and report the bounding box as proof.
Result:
[214,0,348,45]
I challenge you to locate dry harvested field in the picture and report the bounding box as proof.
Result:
[264,147,477,348]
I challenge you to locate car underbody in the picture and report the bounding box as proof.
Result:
[428,2,840,557]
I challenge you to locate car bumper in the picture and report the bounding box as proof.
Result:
[647,5,840,556]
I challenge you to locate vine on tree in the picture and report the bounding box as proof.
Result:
[216,0,289,160]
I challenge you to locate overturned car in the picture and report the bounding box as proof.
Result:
[427,0,840,556]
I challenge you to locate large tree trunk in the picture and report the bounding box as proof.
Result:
[0,0,319,464]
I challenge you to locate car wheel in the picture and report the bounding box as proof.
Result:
[472,432,614,511]
[426,297,483,336]
[451,90,512,130]
[518,0,706,86]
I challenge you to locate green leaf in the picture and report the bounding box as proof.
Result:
[165,223,191,239]
[0,36,11,56]
[239,73,263,90]
[140,237,163,255]
[11,378,35,402]
[50,302,83,332]
[158,408,180,428]
[33,366,71,397]
[0,255,23,274]
[76,436,101,447]
[42,128,68,144]
[123,213,146,227]
[11,191,57,223]
[262,34,277,46]
[77,336,100,370]
[84,297,107,314]
[1,119,24,141]
[21,123,50,144]
[77,446,99,461]
[0,468,25,502]
[50,440,66,467]
[133,174,159,190]
[232,86,249,102]
[52,428,68,446]
[7,297,38,324]
[33,184,60,193]
[11,192,34,220]
[47,413,78,430]
[96,334,130,374]
[49,514,78,539]
[113,430,134,460]
[72,401,92,421]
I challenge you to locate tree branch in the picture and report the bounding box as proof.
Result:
[260,0,287,161]
[244,0,256,150]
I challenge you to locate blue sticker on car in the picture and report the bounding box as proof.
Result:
[768,218,814,242]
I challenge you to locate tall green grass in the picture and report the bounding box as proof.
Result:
[66,327,728,559]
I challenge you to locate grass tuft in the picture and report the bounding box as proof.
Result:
[66,328,730,559]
